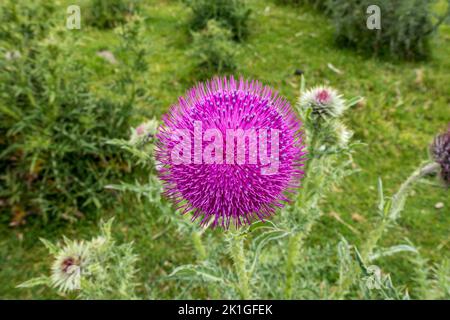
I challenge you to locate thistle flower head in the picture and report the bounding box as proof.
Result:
[431,124,450,186]
[299,86,345,119]
[51,240,90,292]
[156,76,306,228]
[129,118,159,146]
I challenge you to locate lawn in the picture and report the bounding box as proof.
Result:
[0,0,449,299]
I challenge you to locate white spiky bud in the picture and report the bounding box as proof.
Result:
[299,86,345,119]
[51,240,91,292]
[335,122,353,147]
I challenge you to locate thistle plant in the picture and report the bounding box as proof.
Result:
[18,91,449,300]
[165,79,359,299]
[335,124,450,299]
[159,77,304,298]
[280,121,449,300]
[281,81,361,298]
[359,124,450,262]
[18,219,139,299]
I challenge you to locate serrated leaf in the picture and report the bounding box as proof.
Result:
[369,244,418,262]
[169,265,225,283]
[250,228,290,273]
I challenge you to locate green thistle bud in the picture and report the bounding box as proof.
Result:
[335,122,353,148]
[129,118,159,146]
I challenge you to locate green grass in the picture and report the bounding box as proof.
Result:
[1,0,449,298]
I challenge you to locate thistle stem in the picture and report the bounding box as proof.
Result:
[284,152,327,299]
[362,161,440,259]
[192,231,207,261]
[389,162,440,221]
[335,161,441,298]
[284,232,303,299]
[339,163,439,298]
[229,233,250,299]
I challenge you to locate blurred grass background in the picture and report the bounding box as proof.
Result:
[0,0,449,298]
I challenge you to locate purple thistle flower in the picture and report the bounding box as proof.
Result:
[431,124,450,186]
[156,76,306,228]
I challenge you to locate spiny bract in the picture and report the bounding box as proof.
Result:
[156,76,306,228]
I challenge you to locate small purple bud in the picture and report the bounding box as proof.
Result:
[431,124,450,186]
